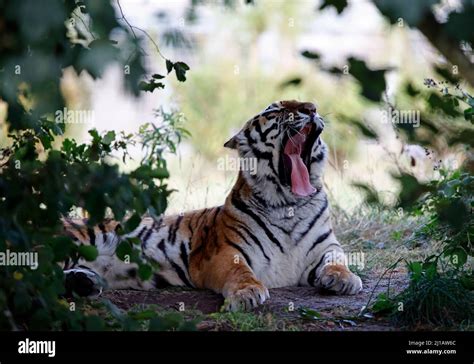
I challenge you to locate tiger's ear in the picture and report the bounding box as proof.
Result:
[224,132,240,149]
[223,136,238,149]
[224,125,247,149]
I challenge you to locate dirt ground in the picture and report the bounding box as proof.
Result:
[103,270,408,331]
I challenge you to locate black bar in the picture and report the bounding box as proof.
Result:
[0,331,472,361]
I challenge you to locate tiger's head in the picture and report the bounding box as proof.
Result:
[224,100,327,206]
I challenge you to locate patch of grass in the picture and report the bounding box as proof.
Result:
[333,204,435,273]
[372,273,474,329]
[208,311,297,331]
[298,307,358,328]
[348,263,368,281]
[94,301,203,331]
[393,274,474,329]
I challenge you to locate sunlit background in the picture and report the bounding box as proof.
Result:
[35,0,464,213]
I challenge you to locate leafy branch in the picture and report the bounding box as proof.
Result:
[115,0,190,87]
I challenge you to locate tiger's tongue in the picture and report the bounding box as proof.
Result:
[284,129,316,197]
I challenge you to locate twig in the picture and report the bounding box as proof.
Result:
[359,257,404,316]
[417,12,474,88]
[116,0,137,39]
[130,25,167,60]
[116,0,166,60]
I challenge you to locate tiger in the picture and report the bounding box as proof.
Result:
[63,100,362,311]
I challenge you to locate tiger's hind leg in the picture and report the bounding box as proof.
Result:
[64,266,105,298]
[62,219,155,297]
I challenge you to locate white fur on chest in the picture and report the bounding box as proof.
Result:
[248,197,332,288]
[254,244,310,288]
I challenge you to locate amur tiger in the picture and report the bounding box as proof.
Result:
[63,100,362,311]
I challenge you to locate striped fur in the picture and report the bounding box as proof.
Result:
[63,100,362,311]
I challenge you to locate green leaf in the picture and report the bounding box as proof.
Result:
[128,237,142,245]
[77,39,120,79]
[138,79,165,93]
[166,59,174,73]
[78,245,98,261]
[49,237,75,262]
[125,213,141,231]
[446,248,468,268]
[348,57,387,102]
[372,293,396,314]
[131,165,170,180]
[149,167,170,179]
[422,261,438,280]
[427,93,462,117]
[88,129,101,142]
[173,61,190,82]
[407,261,423,281]
[102,131,115,145]
[116,241,133,261]
[464,107,473,121]
[138,263,153,281]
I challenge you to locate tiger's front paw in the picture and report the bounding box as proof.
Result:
[318,264,362,295]
[223,283,270,312]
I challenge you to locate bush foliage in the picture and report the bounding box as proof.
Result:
[0,0,191,330]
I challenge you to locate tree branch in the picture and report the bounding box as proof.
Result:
[417,12,474,88]
[115,0,166,60]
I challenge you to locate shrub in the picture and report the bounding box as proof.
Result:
[0,0,191,331]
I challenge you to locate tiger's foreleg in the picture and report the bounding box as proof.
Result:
[303,247,362,294]
[189,245,269,311]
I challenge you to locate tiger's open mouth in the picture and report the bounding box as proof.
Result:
[279,123,320,197]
